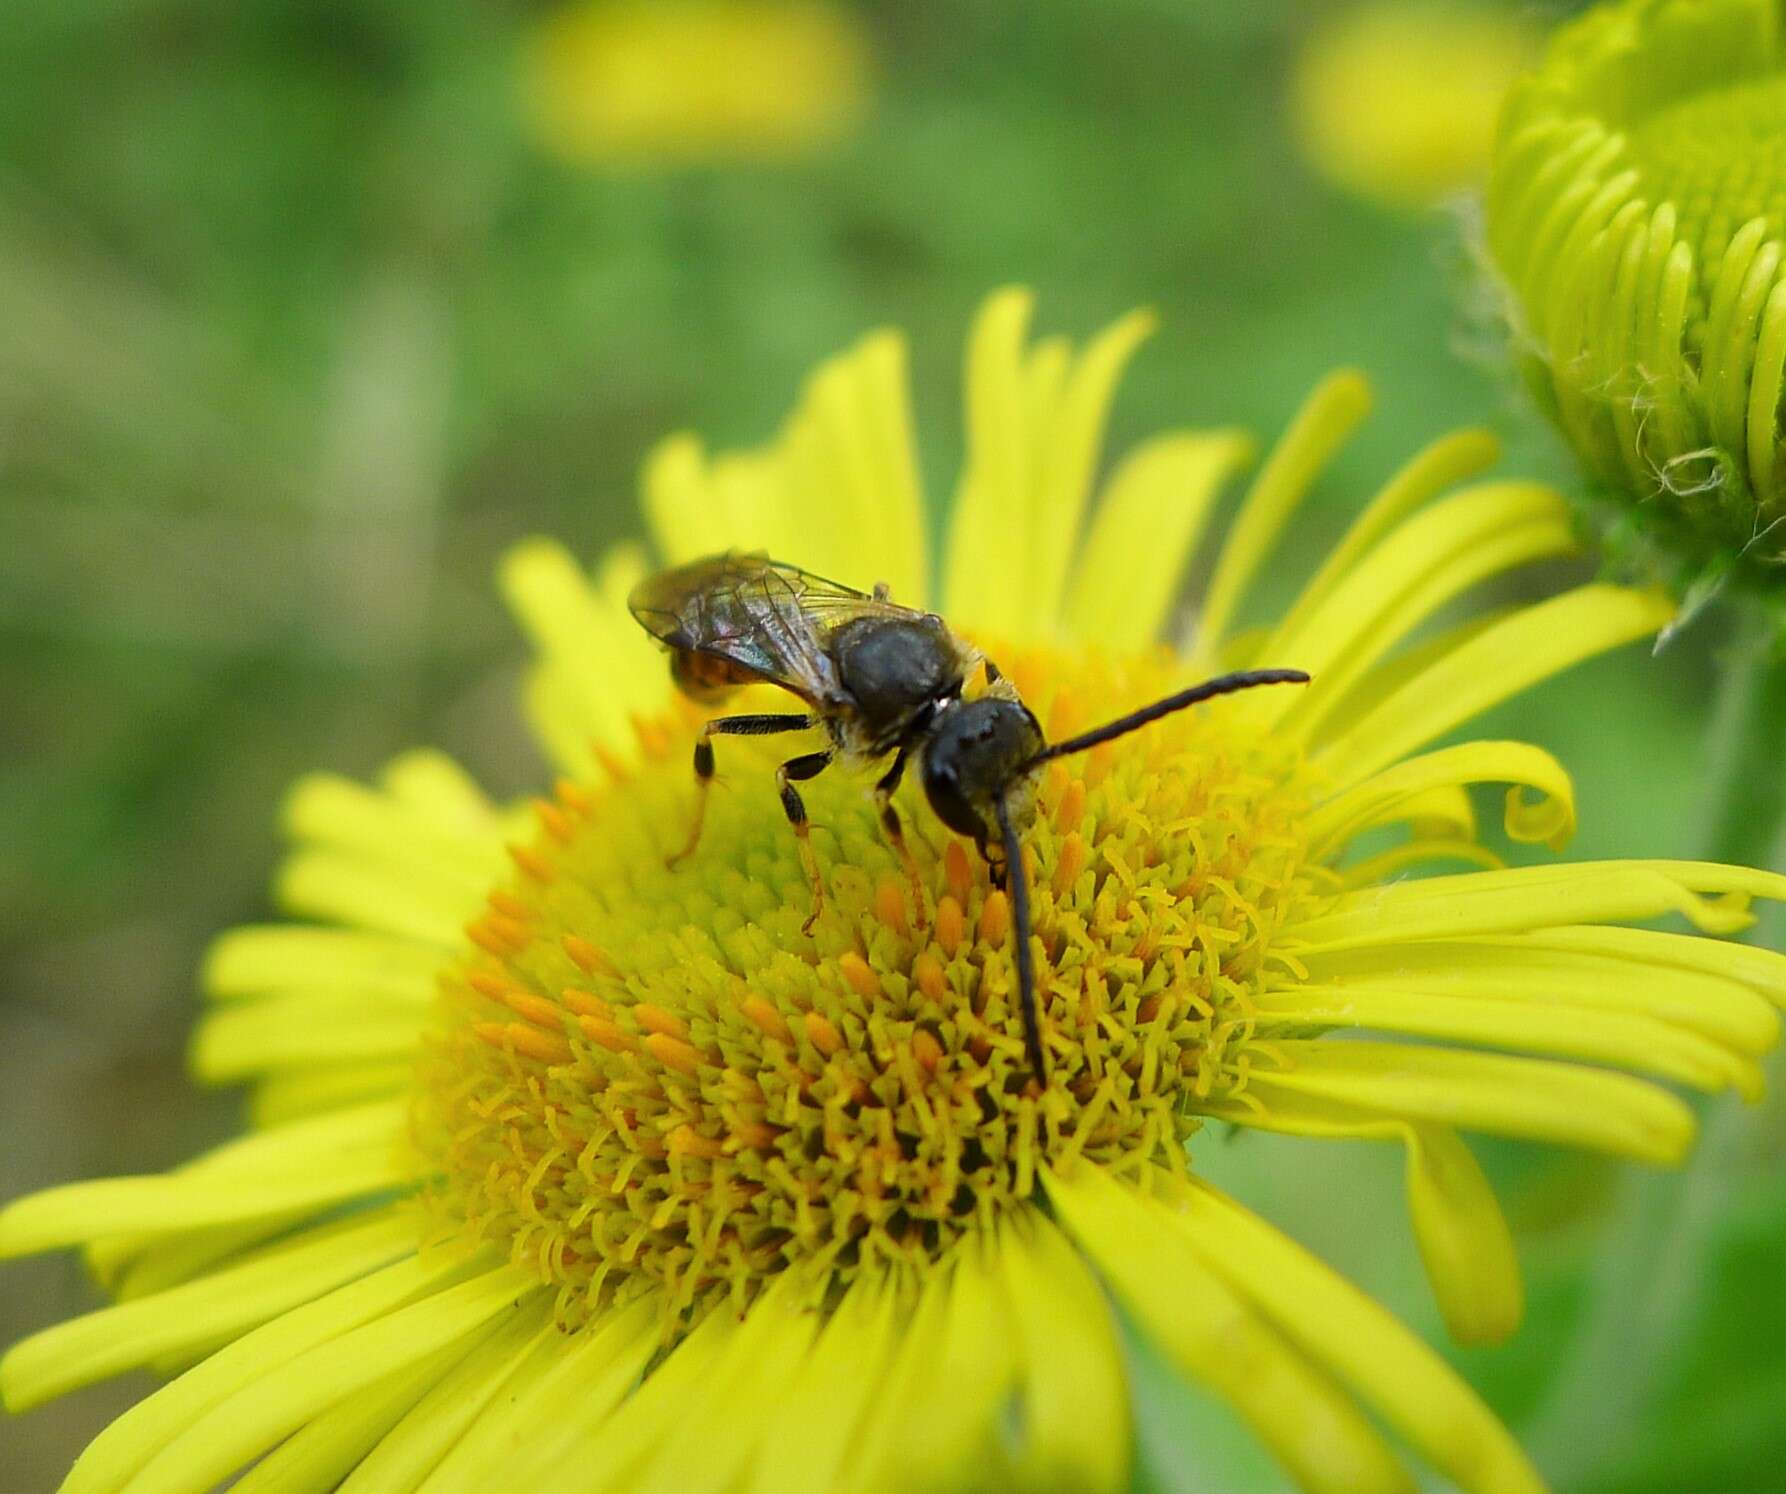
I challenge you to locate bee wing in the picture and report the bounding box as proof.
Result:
[629,553,905,706]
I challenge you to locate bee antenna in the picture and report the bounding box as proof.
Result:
[994,791,1047,1084]
[1026,668,1311,766]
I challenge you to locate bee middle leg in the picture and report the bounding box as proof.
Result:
[668,712,813,868]
[873,747,929,932]
[777,750,836,934]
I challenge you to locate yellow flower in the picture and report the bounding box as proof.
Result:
[1292,1,1538,212]
[522,0,869,167]
[1488,0,1786,592]
[6,290,1786,1493]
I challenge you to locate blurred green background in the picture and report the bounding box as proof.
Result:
[2,1,1781,1488]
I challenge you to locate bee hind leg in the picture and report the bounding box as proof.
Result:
[777,750,835,934]
[668,712,813,870]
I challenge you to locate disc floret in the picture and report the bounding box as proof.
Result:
[415,647,1322,1328]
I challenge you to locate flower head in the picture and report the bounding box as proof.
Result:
[5,291,1786,1492]
[1293,1,1538,212]
[522,0,870,167]
[1488,0,1786,597]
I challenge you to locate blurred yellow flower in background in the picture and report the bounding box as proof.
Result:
[1291,0,1538,212]
[523,0,871,166]
[1489,0,1786,595]
[4,291,1785,1491]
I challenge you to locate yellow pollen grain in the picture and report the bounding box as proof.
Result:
[487,889,532,921]
[804,1011,844,1057]
[741,995,792,1042]
[562,934,615,977]
[934,896,965,958]
[838,952,880,1000]
[944,841,973,905]
[578,1016,634,1053]
[1053,832,1089,899]
[912,1029,944,1072]
[561,986,613,1022]
[733,1120,781,1151]
[912,951,947,1002]
[1055,777,1086,830]
[506,842,556,883]
[668,1124,725,1159]
[979,890,1010,947]
[1046,690,1081,740]
[555,778,593,814]
[593,741,631,784]
[635,1003,690,1041]
[534,799,575,843]
[467,918,524,958]
[645,1032,702,1076]
[874,874,909,936]
[476,1020,573,1065]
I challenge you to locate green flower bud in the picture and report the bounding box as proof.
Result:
[1488,0,1786,602]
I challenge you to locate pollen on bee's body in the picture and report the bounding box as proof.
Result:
[412,644,1320,1332]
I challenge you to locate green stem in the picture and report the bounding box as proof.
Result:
[1524,612,1786,1486]
[1701,616,1786,873]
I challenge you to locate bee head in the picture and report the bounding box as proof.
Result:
[920,692,1045,846]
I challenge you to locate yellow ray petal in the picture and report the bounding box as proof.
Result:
[842,1271,956,1493]
[500,537,664,774]
[420,1295,657,1492]
[0,1143,408,1260]
[1310,740,1577,857]
[1194,1102,1524,1348]
[744,1276,903,1493]
[1253,984,1760,1097]
[248,1061,417,1129]
[60,1249,480,1494]
[125,1264,540,1494]
[1196,370,1373,650]
[868,1235,1022,1491]
[999,1210,1130,1491]
[1266,487,1578,738]
[1292,862,1762,951]
[1062,430,1256,650]
[944,287,1039,634]
[1,1211,414,1412]
[203,925,444,1004]
[631,1274,821,1490]
[1242,1040,1695,1164]
[1295,935,1783,1052]
[281,772,507,905]
[379,749,502,828]
[1503,924,1786,1012]
[1337,838,1504,886]
[232,1326,499,1494]
[1273,427,1502,638]
[1027,308,1157,632]
[339,1296,560,1493]
[192,994,426,1080]
[1167,1178,1543,1493]
[1298,606,1516,748]
[1047,1162,1413,1494]
[1315,584,1674,787]
[781,328,928,603]
[276,849,469,948]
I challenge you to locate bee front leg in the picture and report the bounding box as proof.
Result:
[873,747,929,933]
[777,749,836,934]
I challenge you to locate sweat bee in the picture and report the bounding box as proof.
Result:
[629,552,1308,1081]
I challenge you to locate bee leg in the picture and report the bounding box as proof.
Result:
[668,713,813,870]
[873,748,929,933]
[777,750,835,934]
